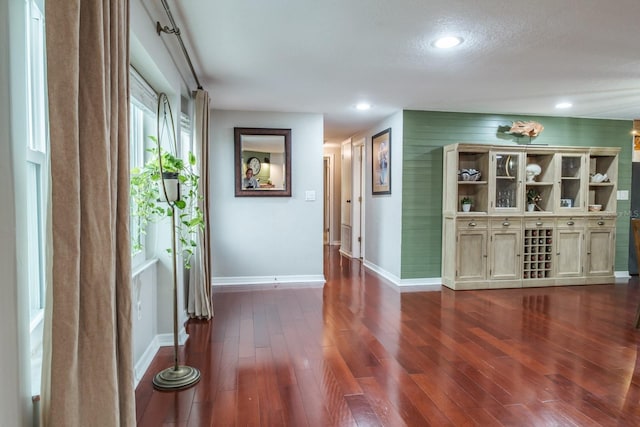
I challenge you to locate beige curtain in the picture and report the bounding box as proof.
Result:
[187,89,213,319]
[41,0,135,426]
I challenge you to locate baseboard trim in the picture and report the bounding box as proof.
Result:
[362,260,442,292]
[615,271,631,281]
[134,327,189,388]
[212,275,326,292]
[134,336,160,388]
[156,326,188,347]
[339,248,352,258]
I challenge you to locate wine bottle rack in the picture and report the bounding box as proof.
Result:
[523,228,553,279]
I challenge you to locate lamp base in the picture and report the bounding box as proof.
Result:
[152,365,201,391]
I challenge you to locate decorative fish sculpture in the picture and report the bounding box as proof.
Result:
[507,120,544,137]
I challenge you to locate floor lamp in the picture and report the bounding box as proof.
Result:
[152,93,200,391]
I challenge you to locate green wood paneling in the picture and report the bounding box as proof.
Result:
[401,110,632,278]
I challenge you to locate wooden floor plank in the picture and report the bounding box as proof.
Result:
[136,245,640,426]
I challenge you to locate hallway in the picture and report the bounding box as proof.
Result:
[136,245,640,426]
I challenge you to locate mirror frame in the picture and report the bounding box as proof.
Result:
[234,127,292,197]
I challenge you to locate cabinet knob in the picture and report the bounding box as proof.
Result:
[597,221,605,226]
[468,222,476,227]
[567,221,574,226]
[556,252,560,255]
[503,221,510,226]
[536,221,543,226]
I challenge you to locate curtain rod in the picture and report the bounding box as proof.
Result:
[156,0,203,90]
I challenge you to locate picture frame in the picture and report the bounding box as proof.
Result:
[560,198,573,208]
[372,128,391,195]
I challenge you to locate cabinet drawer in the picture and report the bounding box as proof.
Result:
[457,219,488,230]
[524,218,554,229]
[588,217,615,228]
[490,218,522,229]
[556,218,585,228]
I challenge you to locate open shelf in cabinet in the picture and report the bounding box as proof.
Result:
[458,182,488,213]
[588,153,617,212]
[525,183,554,213]
[526,152,554,183]
[457,150,489,213]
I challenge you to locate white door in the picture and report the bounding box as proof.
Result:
[323,156,330,244]
[340,139,353,256]
[353,141,364,258]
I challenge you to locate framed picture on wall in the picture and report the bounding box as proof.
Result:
[372,128,391,195]
[634,134,640,162]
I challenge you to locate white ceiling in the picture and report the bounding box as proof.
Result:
[164,0,640,143]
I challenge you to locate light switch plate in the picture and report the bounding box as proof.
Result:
[617,190,629,200]
[305,190,316,201]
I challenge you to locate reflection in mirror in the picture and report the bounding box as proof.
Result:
[234,128,291,197]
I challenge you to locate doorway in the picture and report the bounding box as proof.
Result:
[323,156,332,245]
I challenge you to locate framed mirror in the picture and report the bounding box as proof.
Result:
[234,127,292,197]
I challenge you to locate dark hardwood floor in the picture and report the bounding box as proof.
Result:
[136,245,640,426]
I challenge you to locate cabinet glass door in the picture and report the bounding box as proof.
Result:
[493,152,521,211]
[559,154,584,211]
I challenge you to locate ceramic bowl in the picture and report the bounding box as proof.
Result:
[590,173,607,183]
[458,169,481,181]
[588,204,602,212]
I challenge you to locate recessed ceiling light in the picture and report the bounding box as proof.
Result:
[355,102,371,111]
[433,36,463,49]
[555,102,573,109]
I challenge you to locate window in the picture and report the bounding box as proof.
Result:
[180,111,192,164]
[26,0,47,325]
[24,0,48,396]
[129,68,157,265]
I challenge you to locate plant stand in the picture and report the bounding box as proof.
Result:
[152,201,201,391]
[152,93,200,391]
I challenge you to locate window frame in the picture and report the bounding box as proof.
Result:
[129,68,158,268]
[25,0,48,326]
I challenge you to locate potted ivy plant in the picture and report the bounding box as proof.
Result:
[461,196,472,212]
[130,136,204,268]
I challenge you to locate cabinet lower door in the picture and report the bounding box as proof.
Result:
[556,229,583,277]
[586,228,614,276]
[456,231,486,281]
[489,231,520,280]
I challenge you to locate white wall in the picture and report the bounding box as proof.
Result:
[131,261,158,386]
[211,110,325,287]
[355,112,404,280]
[1,0,33,424]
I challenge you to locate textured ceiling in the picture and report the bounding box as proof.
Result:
[163,0,640,142]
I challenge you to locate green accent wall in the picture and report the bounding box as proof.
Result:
[401,110,632,279]
[243,150,271,182]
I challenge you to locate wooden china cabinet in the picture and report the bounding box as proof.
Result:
[442,143,619,290]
